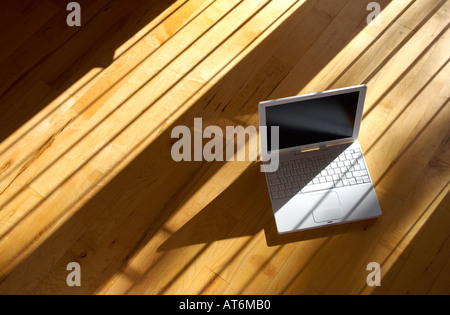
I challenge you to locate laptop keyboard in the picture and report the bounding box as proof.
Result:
[267,148,370,199]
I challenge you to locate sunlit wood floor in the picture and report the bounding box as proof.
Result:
[0,0,449,295]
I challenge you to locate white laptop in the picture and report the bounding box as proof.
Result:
[259,85,382,234]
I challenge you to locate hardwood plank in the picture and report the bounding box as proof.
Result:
[0,1,59,64]
[272,0,379,98]
[0,0,298,296]
[0,0,449,295]
[429,248,450,294]
[0,0,212,209]
[384,191,450,294]
[0,0,112,97]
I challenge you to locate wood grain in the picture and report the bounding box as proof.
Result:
[0,0,449,295]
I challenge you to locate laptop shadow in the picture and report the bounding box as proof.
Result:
[157,162,271,252]
[157,148,379,252]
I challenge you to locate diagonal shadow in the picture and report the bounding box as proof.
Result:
[0,0,179,144]
[0,0,398,295]
[154,4,450,293]
[0,0,210,168]
[157,163,272,252]
[371,185,450,295]
[365,57,450,155]
[362,23,449,121]
[325,0,417,91]
[0,0,271,234]
[0,0,313,294]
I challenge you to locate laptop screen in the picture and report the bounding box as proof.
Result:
[266,91,360,151]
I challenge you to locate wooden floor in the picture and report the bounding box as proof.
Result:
[0,0,449,295]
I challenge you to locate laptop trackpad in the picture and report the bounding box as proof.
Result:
[308,192,343,223]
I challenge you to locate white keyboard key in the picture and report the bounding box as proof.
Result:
[352,170,368,177]
[272,148,370,198]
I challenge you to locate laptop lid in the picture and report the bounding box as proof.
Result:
[259,85,367,157]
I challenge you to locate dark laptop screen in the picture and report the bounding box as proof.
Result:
[266,91,359,151]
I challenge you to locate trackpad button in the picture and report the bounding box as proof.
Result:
[308,192,343,223]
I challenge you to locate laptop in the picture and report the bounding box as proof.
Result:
[259,85,382,234]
